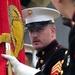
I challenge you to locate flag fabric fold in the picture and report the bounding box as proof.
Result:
[0,0,25,75]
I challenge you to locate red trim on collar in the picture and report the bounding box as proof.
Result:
[50,39,56,45]
[41,44,60,59]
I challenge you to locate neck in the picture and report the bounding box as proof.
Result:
[63,1,75,19]
[66,6,75,19]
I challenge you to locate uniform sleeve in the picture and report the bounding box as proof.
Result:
[69,25,75,61]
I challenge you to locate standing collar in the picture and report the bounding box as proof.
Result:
[36,40,59,58]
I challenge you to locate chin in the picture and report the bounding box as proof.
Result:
[33,43,43,50]
[34,46,42,51]
[34,46,40,50]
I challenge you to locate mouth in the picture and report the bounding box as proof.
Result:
[33,40,40,45]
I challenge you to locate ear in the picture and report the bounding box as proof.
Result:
[52,27,56,33]
[51,27,56,34]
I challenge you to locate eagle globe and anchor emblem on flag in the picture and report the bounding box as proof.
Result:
[9,5,24,58]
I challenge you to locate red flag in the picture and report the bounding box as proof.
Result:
[8,0,25,64]
[0,0,10,75]
[0,0,25,75]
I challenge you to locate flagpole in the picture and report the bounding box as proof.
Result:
[6,43,12,75]
[6,5,13,75]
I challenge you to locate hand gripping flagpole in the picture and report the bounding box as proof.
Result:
[6,5,13,75]
[6,43,12,75]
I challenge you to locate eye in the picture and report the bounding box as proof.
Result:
[29,29,34,33]
[36,28,44,32]
[28,27,44,33]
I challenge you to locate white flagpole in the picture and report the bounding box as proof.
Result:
[6,5,13,75]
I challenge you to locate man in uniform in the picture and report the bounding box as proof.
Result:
[1,7,69,75]
[51,0,75,74]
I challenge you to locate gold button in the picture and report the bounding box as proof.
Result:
[71,21,75,26]
[56,47,58,49]
[38,68,40,70]
[42,51,45,55]
[60,70,63,75]
[67,62,69,66]
[40,60,44,64]
[62,60,64,64]
[65,50,68,55]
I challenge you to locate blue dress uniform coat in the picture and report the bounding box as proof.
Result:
[60,12,75,75]
[35,40,69,75]
[66,12,75,75]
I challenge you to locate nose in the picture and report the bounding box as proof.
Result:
[32,31,38,37]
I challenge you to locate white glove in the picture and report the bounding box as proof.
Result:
[1,54,41,75]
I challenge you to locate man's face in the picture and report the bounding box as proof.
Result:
[28,25,56,52]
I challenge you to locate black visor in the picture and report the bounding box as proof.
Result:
[25,20,55,29]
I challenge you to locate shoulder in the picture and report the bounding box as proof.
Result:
[62,51,70,75]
